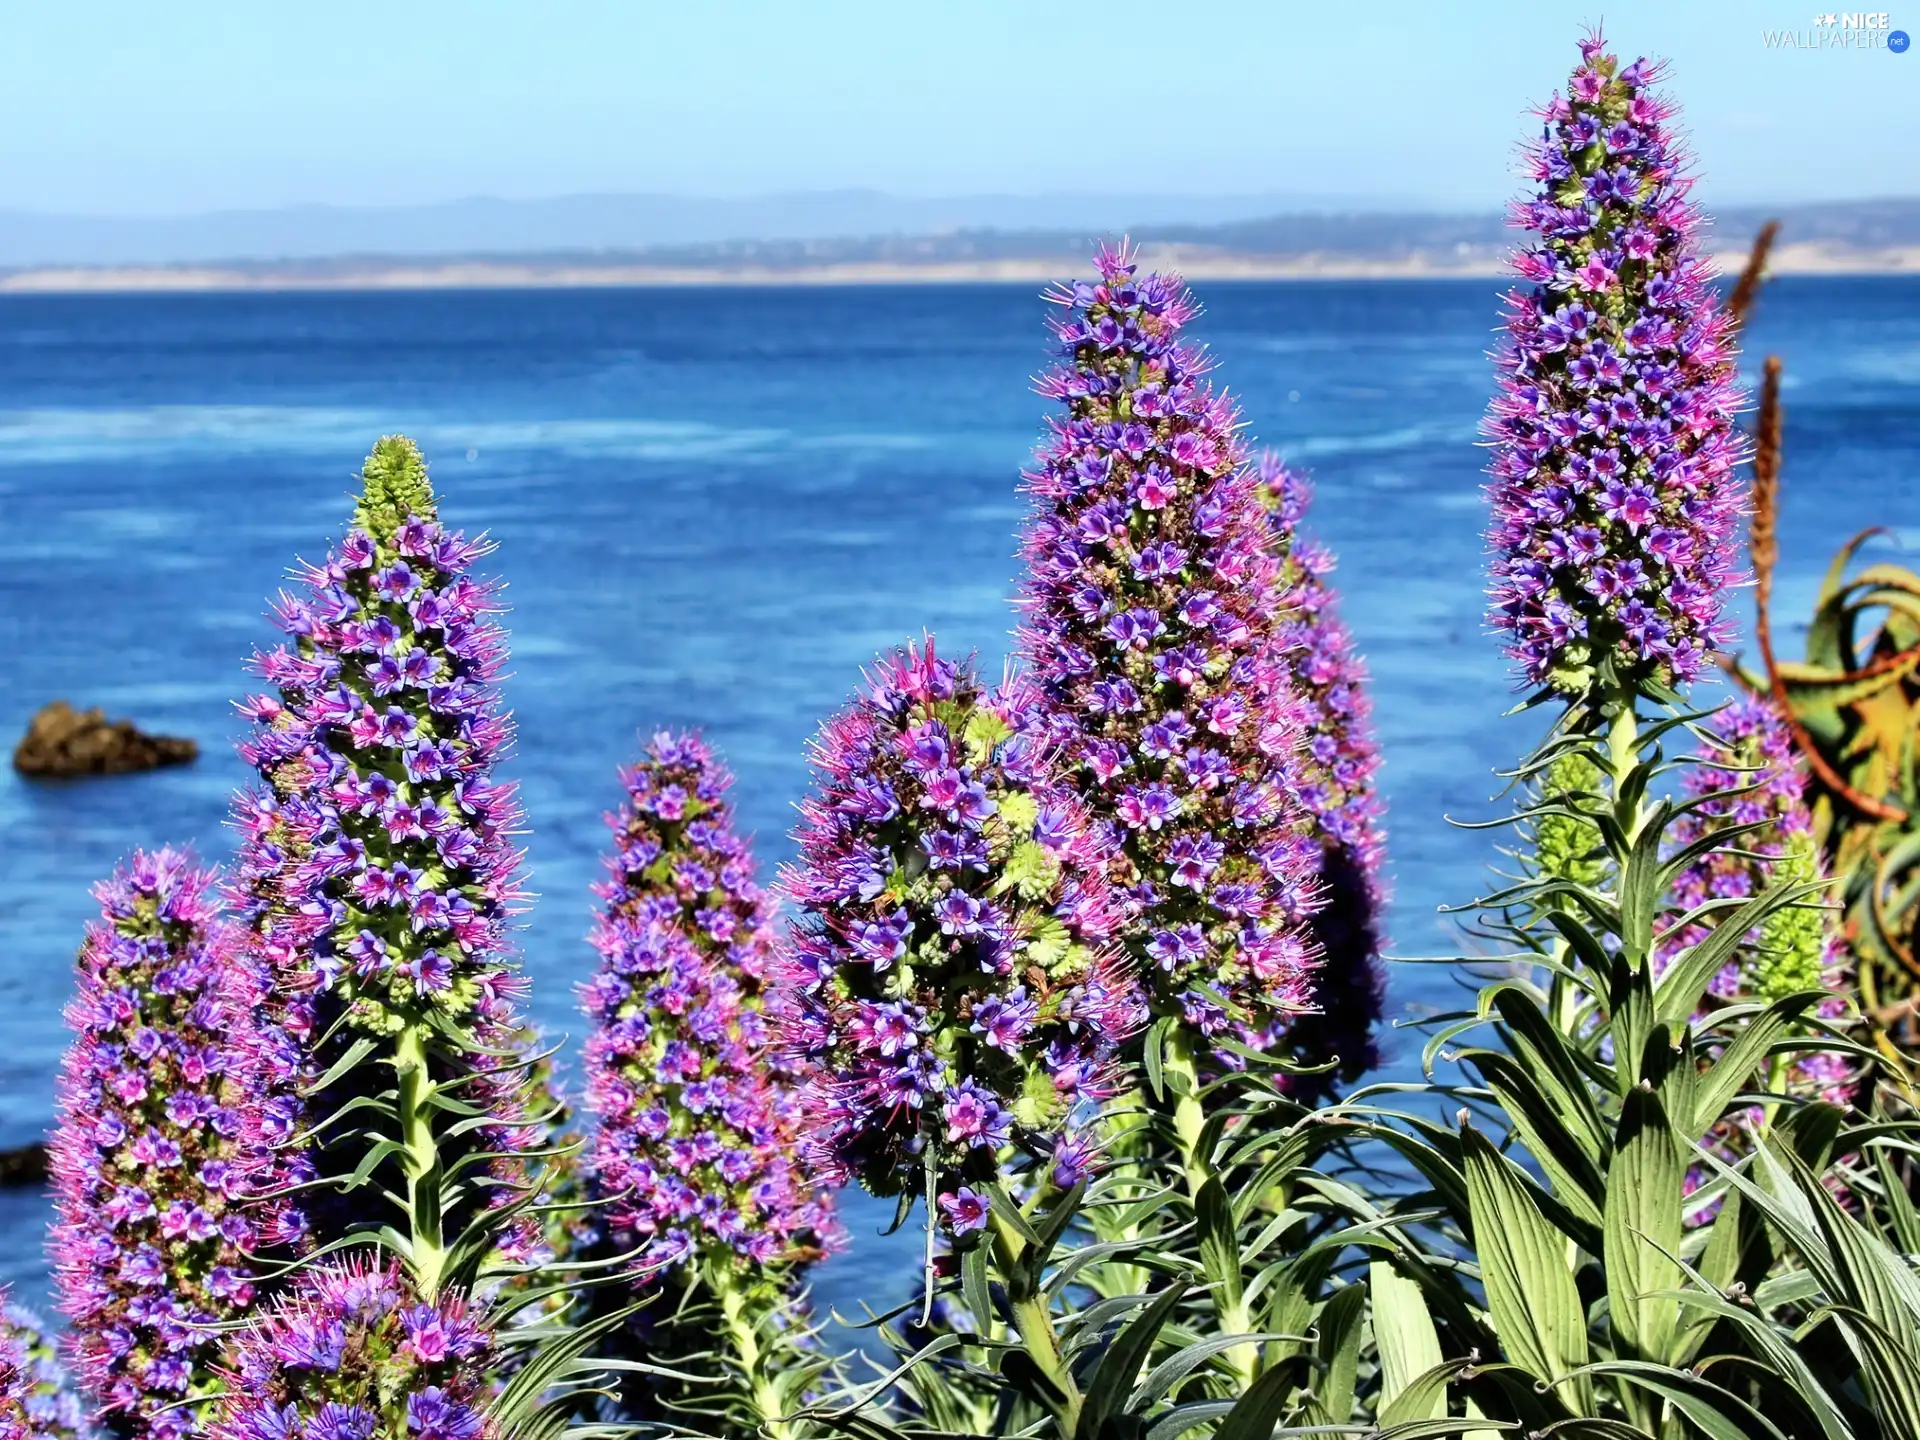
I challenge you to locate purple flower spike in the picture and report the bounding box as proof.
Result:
[0,1294,94,1440]
[227,436,538,1253]
[1015,245,1324,1050]
[580,729,841,1272]
[1484,34,1745,697]
[207,1257,493,1440]
[778,640,1140,1232]
[1254,454,1389,1097]
[1653,697,1852,1205]
[1658,697,1850,1099]
[49,849,263,1436]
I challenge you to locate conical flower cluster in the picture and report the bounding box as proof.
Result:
[0,1297,91,1440]
[207,1258,494,1440]
[779,641,1138,1233]
[1483,35,1745,697]
[1015,246,1322,1049]
[581,730,838,1268]
[1253,454,1388,1094]
[48,850,263,1435]
[227,436,538,1252]
[1658,696,1850,1103]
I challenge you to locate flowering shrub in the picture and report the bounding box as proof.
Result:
[48,849,261,1435]
[779,641,1136,1234]
[0,1298,91,1440]
[578,732,841,1434]
[207,1258,493,1440]
[581,730,837,1269]
[1253,452,1388,1094]
[1483,35,1744,697]
[227,435,540,1260]
[20,33,1920,1440]
[1013,248,1323,1057]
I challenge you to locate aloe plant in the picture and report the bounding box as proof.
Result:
[1727,363,1920,1069]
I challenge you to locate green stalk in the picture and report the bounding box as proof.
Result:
[1088,1093,1154,1301]
[1163,1031,1213,1201]
[1162,1030,1260,1393]
[394,1022,446,1298]
[1603,696,1651,852]
[712,1264,790,1440]
[988,1208,1082,1433]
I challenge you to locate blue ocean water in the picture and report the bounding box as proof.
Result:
[0,277,1915,1326]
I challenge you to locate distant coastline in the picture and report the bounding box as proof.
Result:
[6,198,1919,292]
[6,242,1919,293]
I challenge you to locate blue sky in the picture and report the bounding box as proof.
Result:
[2,0,1913,215]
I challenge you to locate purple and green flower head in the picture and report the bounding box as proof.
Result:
[0,1297,93,1440]
[580,729,840,1272]
[228,435,539,1260]
[49,848,264,1436]
[208,1257,494,1440]
[1015,246,1324,1053]
[778,640,1139,1234]
[1253,452,1389,1095]
[1484,33,1745,699]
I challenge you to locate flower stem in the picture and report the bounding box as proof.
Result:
[1163,1029,1212,1200]
[1603,697,1651,854]
[713,1264,790,1440]
[394,1022,446,1298]
[988,1208,1082,1433]
[1162,1030,1260,1391]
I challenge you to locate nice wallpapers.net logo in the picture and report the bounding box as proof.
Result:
[1764,11,1912,49]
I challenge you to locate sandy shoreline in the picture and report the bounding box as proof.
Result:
[2,240,1916,293]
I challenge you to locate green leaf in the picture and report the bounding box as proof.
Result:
[1126,1332,1299,1410]
[1469,1050,1605,1230]
[1074,1279,1189,1440]
[1144,1017,1172,1103]
[1577,1360,1792,1440]
[1683,993,1821,1142]
[1460,1125,1591,1411]
[1876,1144,1920,1254]
[1655,877,1830,1032]
[1831,1307,1920,1437]
[1602,1086,1684,1365]
[1616,805,1671,964]
[1380,1360,1470,1428]
[1193,1177,1243,1316]
[1209,1362,1295,1440]
[1370,1261,1443,1421]
[1315,1282,1364,1424]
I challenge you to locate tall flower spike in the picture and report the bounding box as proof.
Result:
[1015,246,1322,1051]
[49,849,263,1436]
[1658,696,1851,1102]
[207,1257,494,1440]
[0,1297,93,1440]
[227,435,539,1270]
[778,641,1138,1235]
[1253,453,1388,1096]
[580,730,839,1270]
[1483,35,1745,698]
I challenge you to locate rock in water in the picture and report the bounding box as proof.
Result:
[0,1142,45,1187]
[12,700,198,778]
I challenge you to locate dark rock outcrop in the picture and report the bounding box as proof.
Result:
[0,1141,46,1186]
[12,700,198,777]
